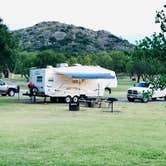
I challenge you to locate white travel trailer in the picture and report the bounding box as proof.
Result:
[28,64,117,102]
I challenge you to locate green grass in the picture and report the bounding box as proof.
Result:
[112,76,136,97]
[0,75,166,165]
[0,97,166,166]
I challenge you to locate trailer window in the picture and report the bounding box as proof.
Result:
[48,77,54,82]
[37,76,42,82]
[136,82,149,88]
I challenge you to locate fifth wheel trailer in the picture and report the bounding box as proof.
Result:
[27,64,117,102]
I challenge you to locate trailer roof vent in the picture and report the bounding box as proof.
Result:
[56,63,68,68]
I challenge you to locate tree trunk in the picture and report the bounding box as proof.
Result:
[4,68,14,79]
[137,74,141,82]
[0,72,4,78]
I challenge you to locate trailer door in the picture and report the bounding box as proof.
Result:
[45,72,56,96]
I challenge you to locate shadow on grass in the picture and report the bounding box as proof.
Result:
[0,96,19,105]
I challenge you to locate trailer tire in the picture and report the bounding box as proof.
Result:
[73,95,79,103]
[31,87,38,96]
[65,96,71,103]
[105,87,112,94]
[152,98,157,101]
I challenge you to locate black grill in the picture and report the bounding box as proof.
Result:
[128,90,132,94]
[128,90,138,94]
[133,90,138,94]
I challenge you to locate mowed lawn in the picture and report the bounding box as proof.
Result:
[0,97,166,166]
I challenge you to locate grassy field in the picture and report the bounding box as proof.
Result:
[0,76,166,166]
[112,76,136,98]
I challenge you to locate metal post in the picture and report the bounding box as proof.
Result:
[111,101,113,112]
[17,91,20,101]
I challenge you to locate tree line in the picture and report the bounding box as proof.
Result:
[14,50,129,80]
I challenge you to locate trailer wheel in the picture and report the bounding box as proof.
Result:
[65,96,71,103]
[73,95,79,103]
[152,98,157,101]
[105,87,112,94]
[31,87,38,95]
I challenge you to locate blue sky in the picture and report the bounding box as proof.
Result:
[0,0,165,44]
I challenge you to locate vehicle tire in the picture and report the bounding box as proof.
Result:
[73,95,79,103]
[65,96,71,103]
[152,98,157,101]
[31,87,38,95]
[8,89,15,97]
[141,96,149,103]
[1,93,7,96]
[165,96,166,101]
[127,97,135,102]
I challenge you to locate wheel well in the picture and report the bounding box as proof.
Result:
[105,87,112,94]
[8,88,16,92]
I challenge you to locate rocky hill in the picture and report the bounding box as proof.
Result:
[14,21,134,55]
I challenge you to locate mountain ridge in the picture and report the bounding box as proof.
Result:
[14,21,134,55]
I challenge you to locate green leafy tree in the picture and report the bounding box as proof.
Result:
[155,5,166,32]
[67,56,78,66]
[34,50,66,68]
[15,51,37,80]
[151,5,166,89]
[110,51,128,72]
[76,54,94,65]
[127,26,166,83]
[0,18,18,77]
[127,4,166,86]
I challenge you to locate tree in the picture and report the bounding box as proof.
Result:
[0,18,18,77]
[110,51,128,73]
[126,47,159,82]
[76,54,94,66]
[151,5,166,89]
[15,51,37,80]
[127,4,166,85]
[34,50,66,68]
[130,5,166,89]
[86,53,113,68]
[67,56,78,66]
[155,5,166,70]
[127,7,166,83]
[155,5,166,32]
